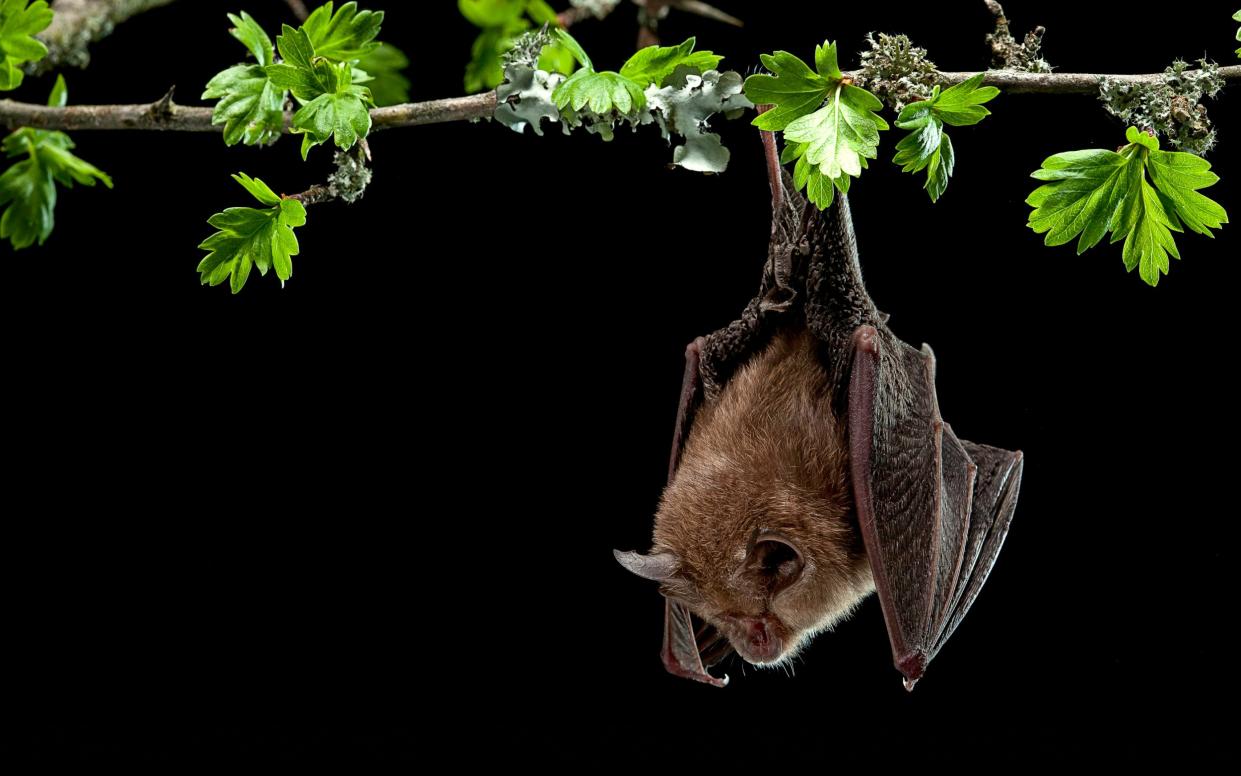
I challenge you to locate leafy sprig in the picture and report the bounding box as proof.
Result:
[893,73,999,201]
[198,173,307,293]
[744,42,888,209]
[1026,126,1228,286]
[203,3,409,150]
[0,76,112,250]
[267,23,374,159]
[0,0,53,90]
[460,0,573,92]
[202,12,285,146]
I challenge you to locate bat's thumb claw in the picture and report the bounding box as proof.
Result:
[897,650,926,692]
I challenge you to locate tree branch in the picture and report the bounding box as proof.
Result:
[0,91,499,132]
[919,67,1241,94]
[28,0,178,74]
[5,63,1238,134]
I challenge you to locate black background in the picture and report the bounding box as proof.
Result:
[2,0,1238,763]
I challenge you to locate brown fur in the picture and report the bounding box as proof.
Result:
[653,325,875,665]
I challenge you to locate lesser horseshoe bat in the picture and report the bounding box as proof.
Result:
[614,130,1024,690]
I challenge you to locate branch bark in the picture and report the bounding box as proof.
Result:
[4,65,1238,134]
[0,91,499,132]
[28,0,178,74]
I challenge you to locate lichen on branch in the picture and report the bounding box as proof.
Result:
[1099,59,1225,156]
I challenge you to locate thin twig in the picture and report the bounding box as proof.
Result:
[288,184,333,206]
[283,0,310,22]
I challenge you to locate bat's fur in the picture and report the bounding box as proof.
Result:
[653,325,875,667]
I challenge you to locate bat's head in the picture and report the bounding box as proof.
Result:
[617,329,874,668]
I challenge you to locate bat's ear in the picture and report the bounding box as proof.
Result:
[613,549,679,581]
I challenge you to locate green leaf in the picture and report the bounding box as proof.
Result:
[227,11,274,66]
[1026,127,1228,285]
[1121,176,1180,286]
[619,37,723,87]
[813,41,842,81]
[525,0,559,26]
[202,63,286,146]
[784,82,887,182]
[553,28,591,71]
[231,171,281,206]
[743,50,830,131]
[928,72,999,126]
[198,173,307,293]
[267,25,322,97]
[47,71,65,107]
[1146,149,1228,235]
[0,76,112,249]
[1124,124,1158,152]
[0,0,54,91]
[355,41,410,106]
[459,0,524,27]
[464,17,528,92]
[553,68,645,115]
[891,74,998,201]
[265,24,375,156]
[302,1,383,62]
[923,132,954,202]
[290,71,373,159]
[1235,9,1240,56]
[0,153,54,248]
[537,40,575,77]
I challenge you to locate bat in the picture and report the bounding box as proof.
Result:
[614,129,1024,690]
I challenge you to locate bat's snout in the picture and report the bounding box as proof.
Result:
[723,614,787,665]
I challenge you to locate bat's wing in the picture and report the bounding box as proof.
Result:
[657,336,736,686]
[847,326,1024,690]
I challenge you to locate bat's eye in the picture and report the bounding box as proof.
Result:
[748,533,805,593]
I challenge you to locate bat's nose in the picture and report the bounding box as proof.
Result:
[732,615,784,663]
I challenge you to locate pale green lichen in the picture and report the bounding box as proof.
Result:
[856,32,938,112]
[328,150,372,204]
[1099,59,1224,156]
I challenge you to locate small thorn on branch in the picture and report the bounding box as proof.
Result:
[670,0,743,27]
[149,86,176,120]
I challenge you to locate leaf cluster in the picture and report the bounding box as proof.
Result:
[1027,127,1228,286]
[892,73,998,202]
[746,42,888,209]
[0,76,112,250]
[203,2,410,154]
[0,0,52,90]
[198,173,307,293]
